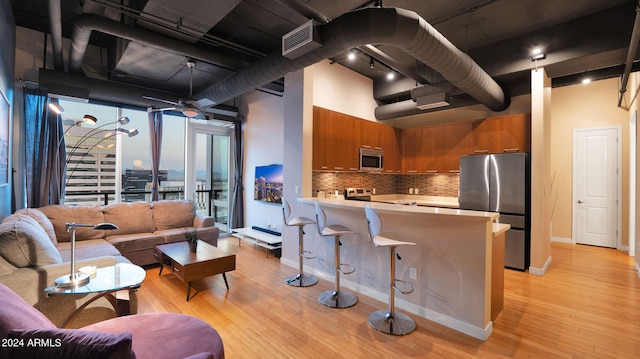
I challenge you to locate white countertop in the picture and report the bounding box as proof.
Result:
[370,194,460,208]
[299,197,499,221]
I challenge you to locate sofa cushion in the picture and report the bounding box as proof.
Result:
[38,205,105,242]
[0,284,57,338]
[4,329,135,359]
[152,200,195,231]
[105,234,165,254]
[83,313,224,359]
[57,239,121,262]
[0,215,63,267]
[103,202,155,236]
[14,207,58,244]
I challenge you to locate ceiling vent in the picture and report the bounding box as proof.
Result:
[282,20,322,59]
[416,92,451,110]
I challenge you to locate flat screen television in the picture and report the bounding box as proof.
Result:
[254,164,283,203]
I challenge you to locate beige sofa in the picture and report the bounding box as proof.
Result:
[0,199,219,327]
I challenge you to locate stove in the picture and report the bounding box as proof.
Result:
[344,188,372,201]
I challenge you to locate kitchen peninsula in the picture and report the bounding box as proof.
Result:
[295,197,508,340]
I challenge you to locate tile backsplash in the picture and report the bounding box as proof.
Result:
[312,172,459,197]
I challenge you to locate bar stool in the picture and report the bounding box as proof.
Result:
[364,205,416,335]
[314,202,358,308]
[282,199,318,287]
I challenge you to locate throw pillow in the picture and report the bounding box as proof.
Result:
[14,208,58,244]
[152,200,195,231]
[0,284,57,339]
[0,216,62,267]
[38,205,105,242]
[2,329,135,359]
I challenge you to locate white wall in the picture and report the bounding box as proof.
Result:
[311,59,378,121]
[242,90,285,231]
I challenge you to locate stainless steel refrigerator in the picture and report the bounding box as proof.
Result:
[459,153,530,271]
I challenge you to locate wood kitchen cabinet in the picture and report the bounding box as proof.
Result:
[401,127,424,173]
[360,120,383,150]
[381,125,401,173]
[470,114,530,154]
[442,121,471,172]
[313,107,360,171]
[422,125,444,173]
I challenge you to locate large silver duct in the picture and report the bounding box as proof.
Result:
[47,0,64,70]
[68,14,246,74]
[196,7,509,112]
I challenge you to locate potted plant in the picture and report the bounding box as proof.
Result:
[184,229,199,252]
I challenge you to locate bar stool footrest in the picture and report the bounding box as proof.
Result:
[301,250,316,260]
[338,263,356,275]
[393,279,414,295]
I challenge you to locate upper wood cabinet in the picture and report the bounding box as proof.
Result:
[314,107,530,174]
[313,107,390,172]
[470,114,530,154]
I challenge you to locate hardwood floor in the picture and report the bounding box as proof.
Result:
[136,237,640,358]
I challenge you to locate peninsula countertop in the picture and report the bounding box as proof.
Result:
[298,197,499,221]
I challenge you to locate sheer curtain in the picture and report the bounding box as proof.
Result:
[229,118,244,229]
[23,89,64,207]
[148,111,163,202]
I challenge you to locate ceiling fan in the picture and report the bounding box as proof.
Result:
[143,60,214,118]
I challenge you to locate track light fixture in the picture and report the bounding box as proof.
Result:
[369,56,375,69]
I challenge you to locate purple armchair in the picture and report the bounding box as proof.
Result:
[0,284,224,359]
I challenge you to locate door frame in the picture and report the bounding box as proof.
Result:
[572,125,622,248]
[184,120,235,230]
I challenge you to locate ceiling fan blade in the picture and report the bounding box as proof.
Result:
[194,98,215,108]
[143,96,179,106]
[151,106,179,112]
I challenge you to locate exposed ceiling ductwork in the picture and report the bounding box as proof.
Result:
[195,7,509,112]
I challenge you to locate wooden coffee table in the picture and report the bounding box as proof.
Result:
[154,240,236,301]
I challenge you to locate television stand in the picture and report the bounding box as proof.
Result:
[232,227,282,257]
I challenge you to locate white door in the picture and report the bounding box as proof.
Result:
[573,127,619,248]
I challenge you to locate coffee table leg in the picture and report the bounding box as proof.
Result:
[187,282,192,301]
[222,273,229,290]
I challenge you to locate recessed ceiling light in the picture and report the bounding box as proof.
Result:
[387,72,395,80]
[347,51,356,61]
[582,78,592,84]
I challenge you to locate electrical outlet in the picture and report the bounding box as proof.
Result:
[295,186,299,194]
[409,267,417,280]
[414,188,419,194]
[372,188,376,194]
[409,188,414,194]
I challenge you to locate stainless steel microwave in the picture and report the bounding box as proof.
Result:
[360,148,383,171]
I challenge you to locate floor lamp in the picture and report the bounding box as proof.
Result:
[54,222,119,287]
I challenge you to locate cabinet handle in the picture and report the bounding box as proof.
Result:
[448,170,460,173]
[474,150,489,154]
[426,170,438,174]
[407,170,418,173]
[334,167,344,170]
[374,147,383,150]
[503,148,520,152]
[321,166,328,169]
[361,145,371,148]
[349,168,359,171]
[172,266,180,273]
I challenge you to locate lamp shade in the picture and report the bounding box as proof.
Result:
[82,114,98,124]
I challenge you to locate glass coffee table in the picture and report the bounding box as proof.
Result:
[45,262,146,327]
[154,240,236,301]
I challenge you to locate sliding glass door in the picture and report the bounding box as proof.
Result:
[185,121,234,232]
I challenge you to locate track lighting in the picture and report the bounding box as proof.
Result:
[387,71,395,80]
[348,50,356,61]
[369,56,374,69]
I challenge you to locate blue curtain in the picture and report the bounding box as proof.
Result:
[229,118,244,229]
[148,111,163,202]
[23,90,64,207]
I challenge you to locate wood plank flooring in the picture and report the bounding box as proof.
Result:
[136,238,640,358]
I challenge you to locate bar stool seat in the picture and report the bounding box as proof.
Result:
[364,205,416,335]
[282,199,318,287]
[315,202,358,308]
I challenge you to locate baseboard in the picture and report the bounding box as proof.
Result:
[529,255,552,276]
[281,257,492,340]
[551,236,572,243]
